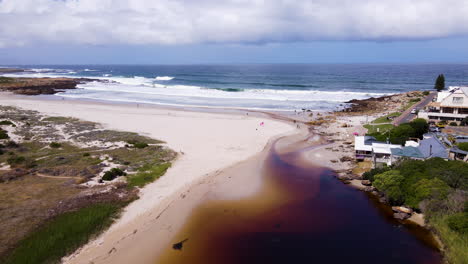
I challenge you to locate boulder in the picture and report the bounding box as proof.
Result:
[363,186,376,192]
[361,180,372,186]
[392,206,413,214]
[393,212,410,220]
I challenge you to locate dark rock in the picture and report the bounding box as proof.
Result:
[393,212,411,220]
[361,180,372,186]
[363,186,375,192]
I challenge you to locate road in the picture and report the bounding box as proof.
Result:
[393,91,437,126]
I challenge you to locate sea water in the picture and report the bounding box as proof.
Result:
[3,64,468,111]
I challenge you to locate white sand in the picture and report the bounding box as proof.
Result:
[0,93,295,263]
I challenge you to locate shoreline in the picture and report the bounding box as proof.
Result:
[0,90,448,263]
[0,92,298,263]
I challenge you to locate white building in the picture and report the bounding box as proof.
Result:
[418,86,468,124]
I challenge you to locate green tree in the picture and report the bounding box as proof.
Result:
[373,170,405,204]
[434,74,445,92]
[406,178,450,209]
[408,118,429,139]
[389,124,415,145]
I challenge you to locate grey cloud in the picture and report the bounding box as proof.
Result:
[0,0,467,47]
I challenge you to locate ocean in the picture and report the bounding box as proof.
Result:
[3,64,468,111]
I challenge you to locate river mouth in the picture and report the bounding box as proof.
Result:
[156,134,442,264]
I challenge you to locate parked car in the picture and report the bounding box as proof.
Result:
[429,127,440,132]
[410,109,417,114]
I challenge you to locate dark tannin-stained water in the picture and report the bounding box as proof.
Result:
[157,139,442,264]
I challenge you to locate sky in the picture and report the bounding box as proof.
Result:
[1,0,468,64]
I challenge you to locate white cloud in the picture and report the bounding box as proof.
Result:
[0,0,467,47]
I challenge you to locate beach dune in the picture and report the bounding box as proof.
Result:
[0,94,295,263]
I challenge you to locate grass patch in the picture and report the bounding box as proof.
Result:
[3,203,124,264]
[372,112,401,124]
[41,116,80,123]
[429,215,468,264]
[128,162,171,188]
[363,124,394,134]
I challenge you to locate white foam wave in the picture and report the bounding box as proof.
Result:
[155,76,174,81]
[84,69,97,72]
[75,81,386,103]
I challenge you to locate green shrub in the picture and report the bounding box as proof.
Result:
[422,91,430,96]
[5,141,18,148]
[373,170,405,205]
[0,128,9,139]
[449,122,458,126]
[49,142,62,148]
[102,168,126,181]
[7,156,25,165]
[133,142,148,149]
[0,120,14,126]
[362,166,391,182]
[405,178,450,209]
[447,213,468,234]
[83,153,90,157]
[409,98,421,103]
[127,140,149,149]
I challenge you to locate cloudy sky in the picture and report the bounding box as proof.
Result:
[1,0,468,64]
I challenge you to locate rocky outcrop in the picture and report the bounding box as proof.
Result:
[392,206,413,220]
[0,77,94,95]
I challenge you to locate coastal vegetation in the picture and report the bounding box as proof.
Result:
[364,158,468,263]
[0,106,176,263]
[3,203,126,264]
[367,118,429,145]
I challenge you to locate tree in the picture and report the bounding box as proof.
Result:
[434,74,445,92]
[373,170,405,204]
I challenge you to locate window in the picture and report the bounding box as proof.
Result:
[453,97,464,104]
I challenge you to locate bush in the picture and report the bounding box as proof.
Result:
[102,168,126,181]
[446,213,468,234]
[422,91,430,96]
[0,128,9,139]
[0,120,14,126]
[5,141,18,148]
[449,122,458,126]
[49,142,62,148]
[461,117,468,126]
[362,166,391,182]
[373,170,405,205]
[83,153,90,157]
[7,156,25,166]
[133,142,148,149]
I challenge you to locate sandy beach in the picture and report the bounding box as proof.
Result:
[0,93,296,263]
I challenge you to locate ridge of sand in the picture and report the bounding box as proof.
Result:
[0,93,295,263]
